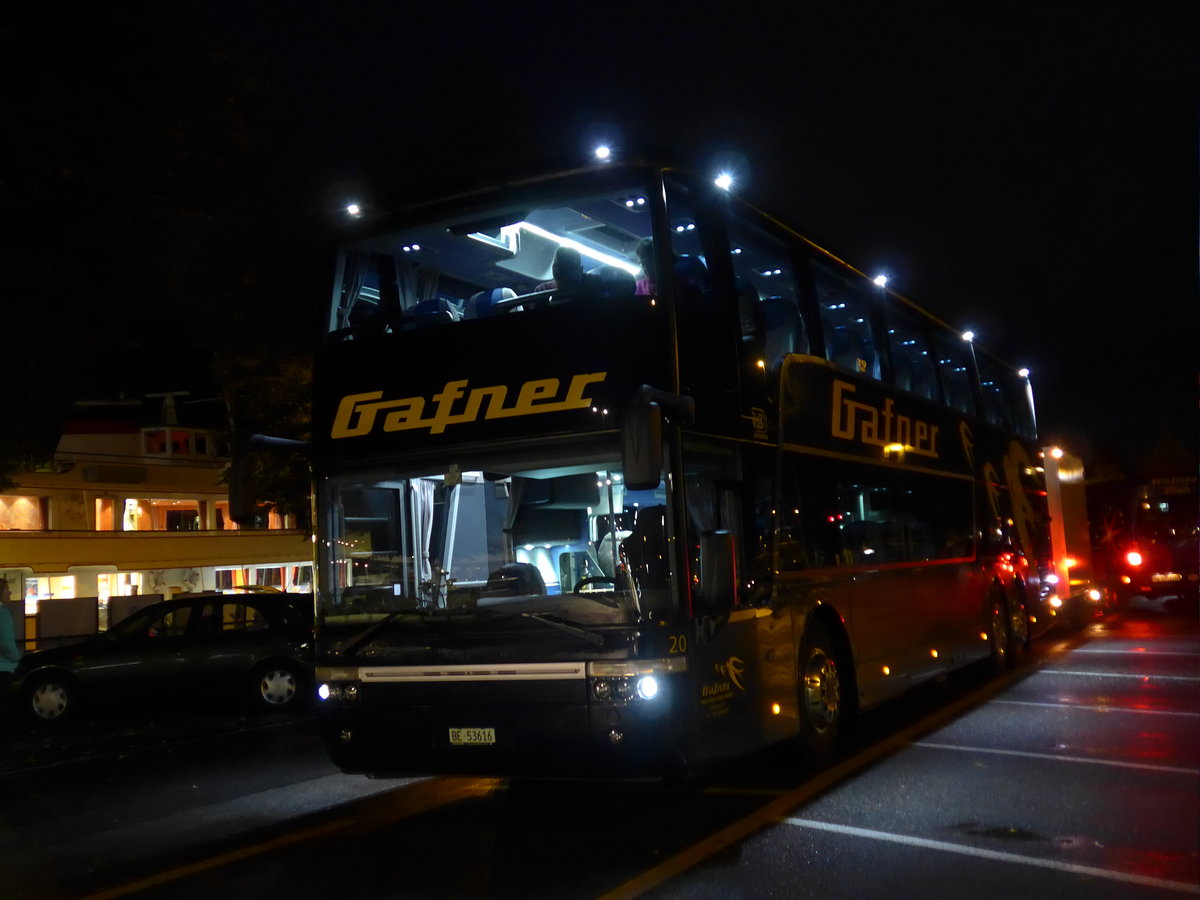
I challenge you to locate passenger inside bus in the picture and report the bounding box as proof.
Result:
[635,239,656,295]
[534,246,586,293]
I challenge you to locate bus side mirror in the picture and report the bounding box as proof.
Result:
[698,530,737,613]
[622,401,662,491]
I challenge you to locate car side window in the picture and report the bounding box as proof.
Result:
[146,606,191,639]
[221,602,269,632]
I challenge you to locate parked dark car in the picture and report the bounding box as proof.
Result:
[13,592,314,724]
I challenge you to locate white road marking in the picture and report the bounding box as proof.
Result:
[912,741,1200,775]
[994,699,1200,717]
[784,817,1200,895]
[1037,669,1200,681]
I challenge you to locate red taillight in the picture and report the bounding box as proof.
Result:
[1125,550,1144,567]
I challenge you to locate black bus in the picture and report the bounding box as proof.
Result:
[311,158,1053,778]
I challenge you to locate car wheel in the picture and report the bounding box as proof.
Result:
[253,661,305,711]
[27,673,78,724]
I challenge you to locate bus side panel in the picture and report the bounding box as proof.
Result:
[851,561,991,709]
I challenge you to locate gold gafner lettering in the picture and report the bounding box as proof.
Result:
[331,372,607,439]
[831,380,939,459]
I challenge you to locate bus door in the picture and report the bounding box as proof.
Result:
[684,451,779,761]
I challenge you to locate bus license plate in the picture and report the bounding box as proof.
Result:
[449,727,495,746]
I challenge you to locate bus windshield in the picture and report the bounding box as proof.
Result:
[318,454,671,637]
[328,177,655,338]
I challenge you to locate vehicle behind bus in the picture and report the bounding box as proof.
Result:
[1097,476,1199,606]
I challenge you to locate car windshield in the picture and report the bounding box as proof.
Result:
[317,454,671,631]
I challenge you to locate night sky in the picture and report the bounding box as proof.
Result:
[4,2,1195,474]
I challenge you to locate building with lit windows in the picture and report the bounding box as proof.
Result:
[0,394,311,640]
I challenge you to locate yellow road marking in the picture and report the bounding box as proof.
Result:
[80,776,502,900]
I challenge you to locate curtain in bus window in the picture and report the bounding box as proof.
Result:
[413,479,435,585]
[339,251,371,330]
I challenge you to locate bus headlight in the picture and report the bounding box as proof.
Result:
[317,681,360,702]
[636,675,659,700]
[586,658,684,705]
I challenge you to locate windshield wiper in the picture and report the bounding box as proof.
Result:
[338,610,403,656]
[522,613,605,648]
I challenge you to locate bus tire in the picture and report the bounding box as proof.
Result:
[797,619,843,766]
[1004,586,1030,669]
[987,589,1009,674]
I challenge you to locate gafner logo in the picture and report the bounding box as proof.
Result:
[331,372,607,439]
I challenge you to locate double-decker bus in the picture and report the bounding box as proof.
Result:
[311,157,1053,778]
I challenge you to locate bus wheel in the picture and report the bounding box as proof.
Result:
[987,590,1009,674]
[1005,589,1030,668]
[798,620,842,764]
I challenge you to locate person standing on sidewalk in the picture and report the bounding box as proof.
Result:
[0,579,21,732]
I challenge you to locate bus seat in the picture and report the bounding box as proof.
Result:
[675,255,710,293]
[482,562,546,597]
[590,266,637,298]
[465,287,517,318]
[410,297,462,325]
